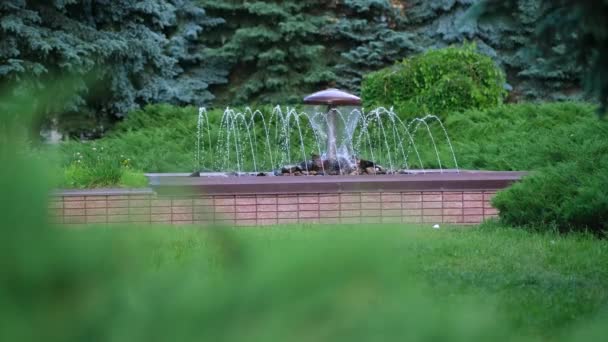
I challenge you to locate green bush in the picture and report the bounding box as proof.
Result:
[493,159,608,236]
[361,44,507,119]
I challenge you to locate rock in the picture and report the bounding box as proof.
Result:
[281,164,302,174]
[365,167,376,175]
[190,171,201,177]
[256,172,267,176]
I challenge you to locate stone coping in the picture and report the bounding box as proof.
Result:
[51,171,526,197]
[146,171,526,195]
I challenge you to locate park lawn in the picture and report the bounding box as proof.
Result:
[34,223,608,341]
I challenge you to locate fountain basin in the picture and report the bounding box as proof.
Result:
[50,171,525,226]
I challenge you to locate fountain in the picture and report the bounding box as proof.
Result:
[194,89,459,176]
[54,89,525,227]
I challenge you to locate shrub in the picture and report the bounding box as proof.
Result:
[490,111,608,235]
[361,44,507,119]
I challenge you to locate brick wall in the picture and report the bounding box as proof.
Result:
[50,190,498,226]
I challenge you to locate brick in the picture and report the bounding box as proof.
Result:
[443,208,463,216]
[464,208,483,216]
[235,197,256,205]
[422,201,441,209]
[108,215,130,223]
[64,216,86,224]
[463,193,483,201]
[278,211,298,219]
[217,211,236,219]
[403,209,422,217]
[340,194,361,203]
[403,202,422,209]
[341,210,361,217]
[258,211,277,219]
[256,204,276,212]
[340,202,361,210]
[444,201,463,209]
[299,218,320,224]
[483,192,497,201]
[108,208,129,215]
[278,218,299,224]
[107,195,128,200]
[86,216,107,224]
[64,196,85,201]
[443,193,463,201]
[170,199,191,207]
[484,201,494,209]
[402,193,422,202]
[298,195,319,204]
[194,212,213,221]
[423,209,442,216]
[151,214,171,222]
[361,209,382,217]
[381,217,401,223]
[193,198,213,206]
[85,195,107,201]
[320,217,341,224]
[361,194,381,202]
[381,193,401,202]
[129,195,151,200]
[235,212,256,220]
[278,204,298,212]
[171,213,192,222]
[170,207,192,214]
[464,201,483,208]
[423,193,442,202]
[319,195,340,204]
[321,203,340,211]
[257,218,278,226]
[402,216,422,223]
[214,197,234,206]
[361,216,382,224]
[129,214,150,222]
[129,200,150,208]
[64,208,85,216]
[277,195,299,204]
[361,202,381,210]
[381,202,402,210]
[49,201,64,209]
[107,200,129,208]
[215,205,235,213]
[151,199,171,207]
[320,210,339,218]
[86,208,107,216]
[382,209,402,217]
[299,203,320,211]
[299,211,319,218]
[128,207,150,215]
[151,206,171,214]
[256,196,277,205]
[236,205,257,213]
[443,216,463,223]
[485,208,499,216]
[236,220,257,226]
[65,201,85,209]
[464,215,484,223]
[341,217,361,224]
[423,216,442,223]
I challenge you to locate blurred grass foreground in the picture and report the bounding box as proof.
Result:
[1,142,608,340]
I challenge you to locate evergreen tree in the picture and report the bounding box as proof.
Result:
[472,0,608,112]
[199,0,336,104]
[0,0,225,136]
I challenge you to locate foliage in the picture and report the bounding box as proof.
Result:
[61,144,147,188]
[473,0,608,114]
[362,44,507,118]
[198,0,336,104]
[0,0,227,137]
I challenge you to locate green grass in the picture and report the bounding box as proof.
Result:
[12,222,604,341]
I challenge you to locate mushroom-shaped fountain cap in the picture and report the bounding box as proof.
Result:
[303,88,361,106]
